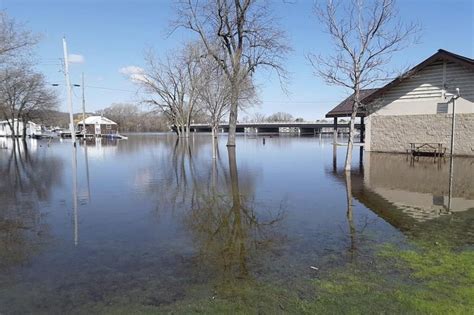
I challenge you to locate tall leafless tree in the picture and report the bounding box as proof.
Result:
[197,56,230,145]
[309,0,419,171]
[175,0,290,147]
[197,54,257,158]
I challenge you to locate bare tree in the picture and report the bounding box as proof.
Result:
[175,0,290,147]
[197,54,258,158]
[0,65,58,139]
[0,11,38,66]
[308,0,419,171]
[137,44,203,138]
[197,56,230,142]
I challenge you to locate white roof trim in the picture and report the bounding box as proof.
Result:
[77,116,117,125]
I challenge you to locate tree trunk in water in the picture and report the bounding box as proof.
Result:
[227,87,238,147]
[7,116,16,138]
[22,121,27,140]
[211,125,217,159]
[344,109,357,171]
[176,122,181,138]
[16,118,20,138]
[228,145,239,202]
[344,83,360,172]
[9,119,15,138]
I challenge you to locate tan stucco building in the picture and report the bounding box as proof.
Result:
[327,50,474,156]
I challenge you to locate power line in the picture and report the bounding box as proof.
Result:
[84,85,137,93]
[51,82,340,103]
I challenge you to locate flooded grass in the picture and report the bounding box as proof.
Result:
[307,242,474,314]
[145,242,474,314]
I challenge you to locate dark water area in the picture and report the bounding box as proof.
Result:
[0,134,473,313]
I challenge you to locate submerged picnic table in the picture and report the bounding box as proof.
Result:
[409,143,446,157]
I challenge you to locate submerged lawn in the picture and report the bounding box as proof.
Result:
[304,242,474,314]
[94,241,473,314]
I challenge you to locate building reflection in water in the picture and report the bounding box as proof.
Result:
[361,153,474,221]
[335,151,474,244]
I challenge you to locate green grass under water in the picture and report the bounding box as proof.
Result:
[94,241,474,314]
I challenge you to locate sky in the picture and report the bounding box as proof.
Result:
[1,0,473,120]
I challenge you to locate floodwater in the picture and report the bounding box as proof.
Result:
[0,134,473,313]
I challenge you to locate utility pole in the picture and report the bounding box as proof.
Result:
[447,88,460,211]
[81,72,86,138]
[62,37,76,145]
[449,89,460,157]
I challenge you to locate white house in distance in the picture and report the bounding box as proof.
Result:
[327,49,474,156]
[0,119,42,137]
[77,116,118,136]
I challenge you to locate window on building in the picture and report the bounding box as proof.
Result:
[106,124,111,130]
[437,103,448,114]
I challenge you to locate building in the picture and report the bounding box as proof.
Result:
[326,49,474,156]
[77,116,118,136]
[0,119,42,137]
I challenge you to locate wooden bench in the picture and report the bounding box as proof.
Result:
[409,143,446,157]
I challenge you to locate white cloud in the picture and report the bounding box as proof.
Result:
[119,65,146,83]
[119,65,144,75]
[68,54,85,64]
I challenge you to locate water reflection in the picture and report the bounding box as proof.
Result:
[0,139,63,270]
[72,146,79,246]
[344,171,357,258]
[185,146,285,282]
[0,135,472,313]
[347,153,474,243]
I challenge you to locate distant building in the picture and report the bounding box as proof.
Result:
[326,49,474,156]
[0,119,42,137]
[77,116,118,136]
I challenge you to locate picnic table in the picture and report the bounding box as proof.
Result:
[409,143,446,157]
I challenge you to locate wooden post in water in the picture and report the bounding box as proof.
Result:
[360,116,365,143]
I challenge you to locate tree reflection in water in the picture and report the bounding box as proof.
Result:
[329,148,376,262]
[0,139,62,270]
[185,145,286,283]
[344,171,357,258]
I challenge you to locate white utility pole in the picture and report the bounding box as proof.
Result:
[449,89,460,157]
[62,37,76,145]
[81,72,86,137]
[447,88,460,211]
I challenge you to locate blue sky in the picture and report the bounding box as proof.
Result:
[2,0,473,120]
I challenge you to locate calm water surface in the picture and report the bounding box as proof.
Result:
[0,134,473,313]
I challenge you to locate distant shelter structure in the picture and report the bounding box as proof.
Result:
[77,116,118,137]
